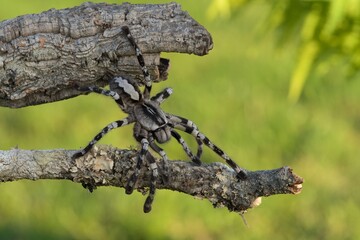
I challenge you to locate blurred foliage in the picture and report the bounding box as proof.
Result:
[0,0,360,239]
[208,0,360,102]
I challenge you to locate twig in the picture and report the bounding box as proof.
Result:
[0,145,303,213]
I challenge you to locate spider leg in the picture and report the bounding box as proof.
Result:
[78,86,119,99]
[126,138,149,194]
[132,134,167,213]
[125,136,160,214]
[148,134,169,162]
[167,114,204,160]
[72,117,134,159]
[151,88,173,104]
[143,153,158,213]
[122,26,152,99]
[77,86,125,107]
[195,138,203,160]
[171,130,201,165]
[168,115,247,179]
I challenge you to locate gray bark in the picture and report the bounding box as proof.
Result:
[0,2,213,108]
[0,146,303,213]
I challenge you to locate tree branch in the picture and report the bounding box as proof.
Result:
[0,2,213,108]
[0,145,303,213]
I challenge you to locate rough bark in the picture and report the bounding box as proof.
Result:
[0,146,303,213]
[0,2,213,108]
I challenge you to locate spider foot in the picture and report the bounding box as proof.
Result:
[236,169,248,180]
[77,86,91,92]
[82,180,97,193]
[191,157,201,166]
[143,198,153,213]
[72,151,82,159]
[125,173,137,194]
[71,151,81,164]
[71,150,86,163]
[143,185,156,213]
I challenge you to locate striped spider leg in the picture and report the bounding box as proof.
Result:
[122,26,152,99]
[72,116,134,159]
[151,88,201,165]
[142,153,158,213]
[167,114,247,180]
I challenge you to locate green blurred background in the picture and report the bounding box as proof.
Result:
[1,0,360,239]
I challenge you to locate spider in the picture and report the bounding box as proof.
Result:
[73,26,247,213]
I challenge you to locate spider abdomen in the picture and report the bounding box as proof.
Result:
[154,127,172,143]
[109,77,142,113]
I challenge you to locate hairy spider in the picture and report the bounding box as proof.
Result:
[73,26,247,213]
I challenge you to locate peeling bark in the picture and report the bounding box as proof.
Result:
[0,146,303,213]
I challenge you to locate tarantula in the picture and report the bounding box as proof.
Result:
[73,26,247,212]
